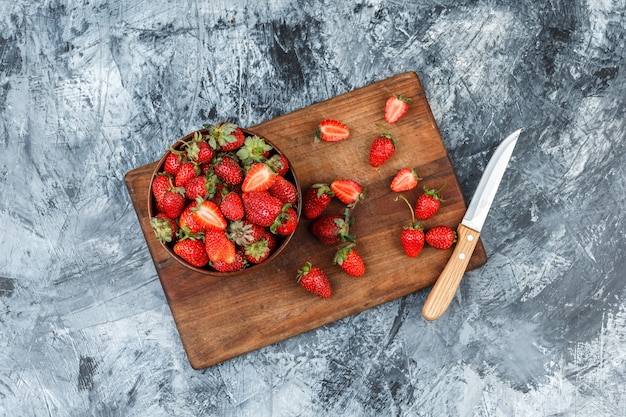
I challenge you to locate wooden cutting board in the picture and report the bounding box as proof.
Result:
[125,72,487,369]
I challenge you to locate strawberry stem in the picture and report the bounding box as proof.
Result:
[395,194,416,225]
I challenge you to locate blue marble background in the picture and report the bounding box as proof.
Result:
[1,0,625,416]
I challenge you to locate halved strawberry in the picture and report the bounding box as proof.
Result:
[384,95,411,124]
[191,200,227,231]
[390,168,420,192]
[242,163,276,192]
[330,179,365,208]
[314,119,350,142]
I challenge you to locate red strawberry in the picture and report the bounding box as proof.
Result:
[205,122,246,151]
[297,262,332,298]
[303,184,334,219]
[204,229,236,264]
[150,213,179,243]
[244,238,272,264]
[157,189,185,219]
[152,173,172,202]
[384,95,411,124]
[212,251,246,272]
[395,195,424,257]
[330,179,365,208]
[173,238,209,268]
[164,152,184,175]
[390,168,420,192]
[214,155,243,185]
[415,184,446,220]
[271,206,298,236]
[242,191,284,227]
[310,210,354,246]
[333,244,365,277]
[242,163,276,192]
[186,134,215,163]
[184,175,211,201]
[369,133,396,167]
[227,220,265,246]
[179,203,204,234]
[314,119,350,142]
[191,200,227,231]
[219,192,244,221]
[268,175,298,205]
[266,153,289,176]
[263,230,277,252]
[425,226,456,250]
[175,162,199,187]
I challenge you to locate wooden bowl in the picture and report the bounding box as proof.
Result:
[147,127,302,276]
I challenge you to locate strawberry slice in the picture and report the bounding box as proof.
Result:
[314,119,350,142]
[390,168,420,192]
[191,200,227,231]
[330,179,365,207]
[385,95,411,124]
[242,163,276,192]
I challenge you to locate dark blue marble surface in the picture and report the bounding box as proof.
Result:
[1,1,625,416]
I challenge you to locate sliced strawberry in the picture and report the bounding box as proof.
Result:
[384,95,411,124]
[242,163,276,192]
[314,119,350,142]
[191,200,227,231]
[330,179,365,207]
[390,168,420,192]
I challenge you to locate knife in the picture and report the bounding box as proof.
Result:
[422,129,521,321]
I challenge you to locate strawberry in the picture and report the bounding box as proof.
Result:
[268,175,298,205]
[191,200,227,231]
[330,179,365,208]
[314,119,350,142]
[263,230,277,252]
[205,122,246,151]
[395,195,424,257]
[235,135,273,164]
[227,220,265,246]
[173,238,209,268]
[184,175,211,201]
[164,152,184,175]
[244,238,272,264]
[175,162,199,187]
[271,206,298,236]
[384,95,411,124]
[425,226,456,250]
[415,184,446,220]
[150,213,179,243]
[157,189,185,219]
[186,133,214,163]
[242,163,276,192]
[310,210,354,246]
[212,251,246,272]
[204,229,236,264]
[152,173,172,202]
[369,133,396,167]
[303,184,334,219]
[178,203,205,234]
[266,153,289,176]
[219,192,244,221]
[214,154,243,185]
[333,244,365,277]
[242,191,284,227]
[297,262,332,298]
[390,168,420,192]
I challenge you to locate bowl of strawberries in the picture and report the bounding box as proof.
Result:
[148,122,301,275]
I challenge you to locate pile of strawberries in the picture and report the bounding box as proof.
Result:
[297,95,456,298]
[150,122,299,273]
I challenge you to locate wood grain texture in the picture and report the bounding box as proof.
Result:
[124,72,487,369]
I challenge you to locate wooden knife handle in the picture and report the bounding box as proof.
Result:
[422,224,480,321]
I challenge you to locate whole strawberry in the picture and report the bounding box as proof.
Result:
[186,132,214,163]
[310,210,354,246]
[369,132,396,167]
[244,238,272,264]
[425,226,456,250]
[333,244,365,277]
[395,195,424,257]
[266,153,290,176]
[175,161,199,187]
[204,229,236,264]
[184,175,212,201]
[242,191,284,227]
[297,262,332,298]
[150,213,179,243]
[415,184,446,220]
[268,175,298,205]
[214,154,243,185]
[219,192,245,221]
[212,251,247,272]
[271,206,298,236]
[303,183,334,219]
[173,237,209,268]
[152,173,172,202]
[157,189,185,219]
[164,152,184,175]
[205,122,246,151]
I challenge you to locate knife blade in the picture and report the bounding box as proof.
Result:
[422,129,521,321]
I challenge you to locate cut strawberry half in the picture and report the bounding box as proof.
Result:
[390,168,420,192]
[314,119,350,142]
[385,95,411,124]
[191,200,227,231]
[330,179,365,207]
[242,163,276,192]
